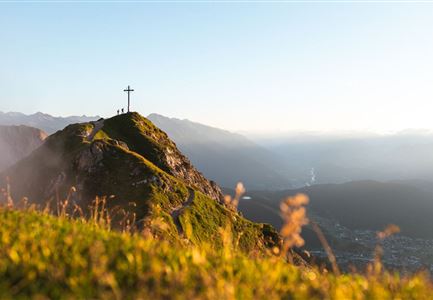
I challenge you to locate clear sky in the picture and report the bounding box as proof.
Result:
[1,1,432,133]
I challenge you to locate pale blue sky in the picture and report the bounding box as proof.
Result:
[1,2,432,133]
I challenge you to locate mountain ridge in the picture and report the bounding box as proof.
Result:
[0,111,100,134]
[1,112,279,253]
[148,113,294,189]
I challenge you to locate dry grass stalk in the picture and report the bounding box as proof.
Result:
[311,221,341,276]
[279,193,309,261]
[58,187,77,218]
[224,182,245,211]
[377,224,400,240]
[0,181,137,234]
[6,177,13,209]
[372,224,400,275]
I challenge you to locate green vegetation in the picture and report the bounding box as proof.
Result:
[101,112,179,174]
[0,207,432,299]
[179,192,279,253]
[45,123,93,153]
[76,138,191,220]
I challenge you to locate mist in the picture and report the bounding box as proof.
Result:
[0,125,47,172]
[242,130,433,186]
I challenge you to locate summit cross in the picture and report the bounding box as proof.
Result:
[123,85,134,113]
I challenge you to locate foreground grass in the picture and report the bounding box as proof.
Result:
[0,208,432,299]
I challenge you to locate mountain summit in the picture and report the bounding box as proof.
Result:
[1,112,278,252]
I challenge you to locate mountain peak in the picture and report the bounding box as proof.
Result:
[1,111,278,253]
[94,112,224,201]
[3,110,224,202]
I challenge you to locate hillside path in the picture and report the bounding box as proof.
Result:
[171,188,195,235]
[87,119,104,141]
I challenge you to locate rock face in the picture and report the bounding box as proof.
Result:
[0,125,47,171]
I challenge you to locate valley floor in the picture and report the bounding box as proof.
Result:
[310,213,433,273]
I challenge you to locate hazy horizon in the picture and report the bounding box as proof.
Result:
[2,2,433,133]
[4,109,433,137]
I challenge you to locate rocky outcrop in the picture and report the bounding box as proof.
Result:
[161,140,223,201]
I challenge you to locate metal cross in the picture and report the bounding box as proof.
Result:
[123,85,134,113]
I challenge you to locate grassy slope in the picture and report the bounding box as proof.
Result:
[0,208,432,299]
[180,192,279,253]
[93,146,274,253]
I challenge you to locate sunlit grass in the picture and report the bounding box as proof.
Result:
[0,202,432,299]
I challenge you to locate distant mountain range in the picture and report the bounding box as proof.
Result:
[0,111,100,134]
[148,113,296,190]
[148,115,433,188]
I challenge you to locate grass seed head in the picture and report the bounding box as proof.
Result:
[280,194,309,254]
